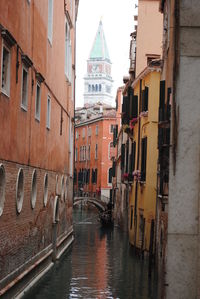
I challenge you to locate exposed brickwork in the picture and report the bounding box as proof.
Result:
[0,160,72,289]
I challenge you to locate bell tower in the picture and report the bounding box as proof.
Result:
[84,20,113,105]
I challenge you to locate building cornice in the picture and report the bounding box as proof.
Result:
[75,115,116,127]
[131,65,161,89]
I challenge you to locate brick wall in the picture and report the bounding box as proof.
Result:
[0,160,72,289]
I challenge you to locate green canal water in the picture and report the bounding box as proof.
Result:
[25,207,158,299]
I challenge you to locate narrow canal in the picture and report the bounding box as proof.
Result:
[25,207,158,299]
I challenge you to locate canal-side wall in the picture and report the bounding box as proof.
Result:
[0,161,74,298]
[0,0,78,297]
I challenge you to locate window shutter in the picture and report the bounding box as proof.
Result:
[159,80,165,121]
[141,90,145,112]
[112,160,116,177]
[166,87,171,121]
[129,141,136,173]
[95,169,98,184]
[113,127,116,145]
[133,95,138,118]
[145,87,149,111]
[116,124,118,136]
[128,86,134,119]
[121,144,125,169]
[125,140,129,173]
[122,96,129,125]
[141,137,147,181]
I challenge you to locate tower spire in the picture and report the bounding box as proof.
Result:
[89,20,110,61]
[84,20,113,106]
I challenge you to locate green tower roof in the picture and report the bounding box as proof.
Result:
[89,20,110,61]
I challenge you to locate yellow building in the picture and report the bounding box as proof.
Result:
[127,62,161,255]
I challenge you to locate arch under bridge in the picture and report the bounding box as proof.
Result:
[73,197,108,212]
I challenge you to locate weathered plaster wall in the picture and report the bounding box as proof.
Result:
[166,2,200,298]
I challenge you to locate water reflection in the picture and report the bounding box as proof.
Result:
[25,207,157,299]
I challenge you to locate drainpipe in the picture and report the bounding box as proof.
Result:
[134,79,142,249]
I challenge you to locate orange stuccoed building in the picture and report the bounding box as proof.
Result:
[0,0,79,297]
[74,101,121,200]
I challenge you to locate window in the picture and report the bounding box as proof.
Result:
[108,167,112,184]
[16,168,24,213]
[88,85,91,92]
[141,137,147,182]
[75,147,78,162]
[95,125,98,136]
[83,146,85,161]
[129,141,136,174]
[109,142,114,159]
[48,0,53,43]
[95,84,98,92]
[46,95,51,129]
[88,127,91,137]
[92,169,97,184]
[1,44,10,96]
[21,65,28,110]
[130,95,138,119]
[76,130,79,139]
[43,173,48,206]
[110,124,115,133]
[65,21,72,81]
[141,87,149,112]
[82,128,85,138]
[35,83,41,121]
[79,146,82,161]
[95,144,98,159]
[88,145,90,160]
[31,170,37,209]
[0,164,6,217]
[99,84,102,92]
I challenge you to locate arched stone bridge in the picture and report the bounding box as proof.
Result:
[73,197,108,212]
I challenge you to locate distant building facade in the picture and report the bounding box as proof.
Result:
[83,21,113,106]
[74,104,120,199]
[0,0,78,297]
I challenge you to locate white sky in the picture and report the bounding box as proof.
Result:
[75,0,138,107]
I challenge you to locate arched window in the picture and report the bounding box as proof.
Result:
[95,84,98,92]
[108,168,112,184]
[92,85,95,92]
[16,168,24,213]
[99,84,102,92]
[31,169,37,209]
[43,173,48,207]
[88,84,91,92]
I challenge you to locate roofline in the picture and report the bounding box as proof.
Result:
[131,64,161,89]
[75,115,116,127]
